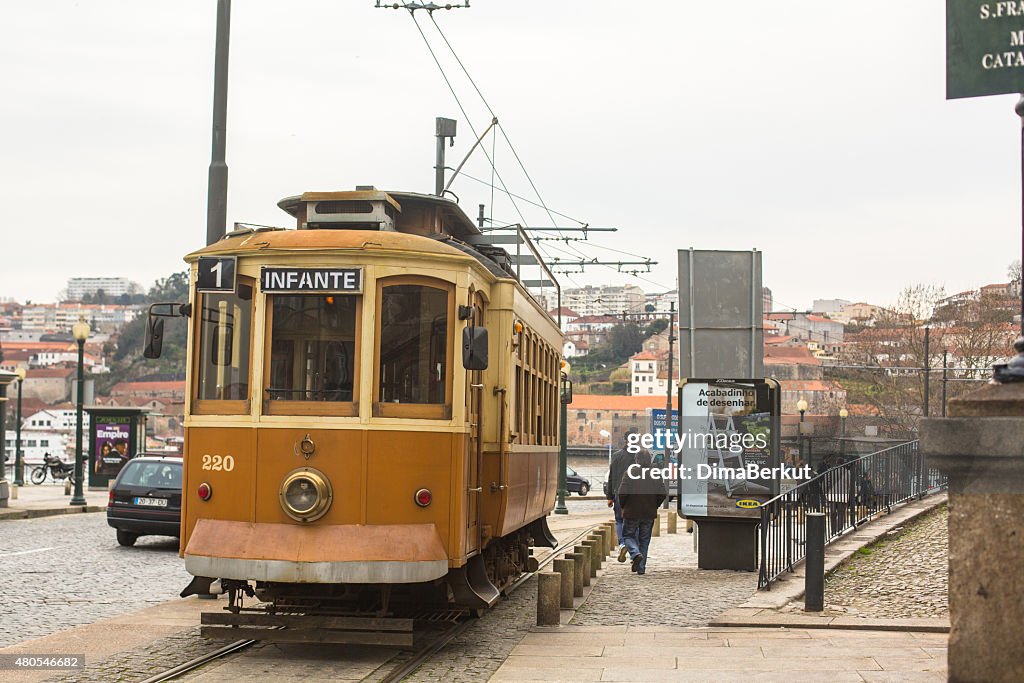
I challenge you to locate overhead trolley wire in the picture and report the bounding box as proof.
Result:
[427,13,573,238]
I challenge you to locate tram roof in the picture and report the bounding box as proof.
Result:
[276,189,481,238]
[186,228,474,261]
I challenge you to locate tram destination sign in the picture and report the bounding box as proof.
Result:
[948,1,1024,99]
[260,267,363,293]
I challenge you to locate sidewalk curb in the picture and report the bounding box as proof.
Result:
[709,492,948,630]
[0,505,105,521]
[710,614,950,633]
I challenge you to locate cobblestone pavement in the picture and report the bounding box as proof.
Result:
[783,505,949,619]
[571,519,758,627]
[0,512,190,648]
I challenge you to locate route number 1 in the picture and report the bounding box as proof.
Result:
[197,256,237,293]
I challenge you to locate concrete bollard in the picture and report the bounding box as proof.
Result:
[667,511,677,534]
[569,552,586,596]
[598,526,610,556]
[609,521,618,547]
[652,511,661,537]
[587,536,603,569]
[553,558,574,609]
[574,546,592,586]
[582,541,599,577]
[537,572,561,626]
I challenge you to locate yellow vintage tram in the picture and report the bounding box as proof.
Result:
[147,188,563,640]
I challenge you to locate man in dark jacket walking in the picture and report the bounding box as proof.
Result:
[618,449,667,575]
[606,429,638,562]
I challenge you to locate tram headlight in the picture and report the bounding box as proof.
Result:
[279,467,333,522]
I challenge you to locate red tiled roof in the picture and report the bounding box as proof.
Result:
[630,351,658,361]
[764,335,795,345]
[549,307,580,318]
[569,394,678,410]
[764,346,821,365]
[26,367,75,379]
[110,381,185,394]
[806,315,838,324]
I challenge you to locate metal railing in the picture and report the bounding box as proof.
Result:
[757,440,946,590]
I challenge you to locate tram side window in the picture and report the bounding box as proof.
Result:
[378,284,448,405]
[197,282,253,402]
[268,295,358,403]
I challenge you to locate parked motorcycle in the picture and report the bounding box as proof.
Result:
[30,453,77,485]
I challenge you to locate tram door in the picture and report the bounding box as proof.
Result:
[465,292,485,556]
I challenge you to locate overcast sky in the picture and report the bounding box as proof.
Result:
[1,1,1020,311]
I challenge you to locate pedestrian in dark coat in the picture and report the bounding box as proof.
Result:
[617,450,667,575]
[606,430,638,558]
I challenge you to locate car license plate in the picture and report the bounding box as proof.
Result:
[134,497,168,507]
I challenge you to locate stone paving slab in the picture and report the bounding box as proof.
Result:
[489,625,947,682]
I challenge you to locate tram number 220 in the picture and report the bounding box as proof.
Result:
[201,454,235,472]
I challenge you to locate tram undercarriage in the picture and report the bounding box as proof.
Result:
[192,516,557,644]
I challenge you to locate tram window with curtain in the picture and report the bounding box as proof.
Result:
[376,282,451,416]
[265,294,359,415]
[195,280,254,411]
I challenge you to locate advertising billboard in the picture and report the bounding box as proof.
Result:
[677,379,785,519]
[93,415,131,477]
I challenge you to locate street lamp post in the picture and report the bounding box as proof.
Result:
[838,407,849,460]
[14,368,25,486]
[797,398,808,466]
[600,429,612,464]
[555,365,572,515]
[70,318,90,506]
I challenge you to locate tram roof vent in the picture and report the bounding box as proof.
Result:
[297,190,401,231]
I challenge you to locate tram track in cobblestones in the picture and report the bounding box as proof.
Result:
[380,523,602,683]
[135,521,604,683]
[138,637,258,683]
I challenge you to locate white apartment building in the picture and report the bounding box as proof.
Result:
[561,285,645,317]
[21,303,138,333]
[3,430,69,465]
[644,290,678,314]
[66,277,136,301]
[630,351,679,397]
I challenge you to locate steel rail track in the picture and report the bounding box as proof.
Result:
[383,523,605,683]
[143,521,606,683]
[137,637,257,683]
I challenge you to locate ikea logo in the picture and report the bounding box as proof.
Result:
[735,499,760,509]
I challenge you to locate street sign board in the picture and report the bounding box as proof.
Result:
[948,0,1024,99]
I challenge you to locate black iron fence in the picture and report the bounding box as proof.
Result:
[757,440,946,590]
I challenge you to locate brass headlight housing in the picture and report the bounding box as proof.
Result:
[279,467,333,522]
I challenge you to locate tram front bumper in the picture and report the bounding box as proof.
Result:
[183,519,449,584]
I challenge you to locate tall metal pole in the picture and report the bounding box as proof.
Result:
[206,0,231,246]
[798,409,805,466]
[14,376,23,486]
[555,373,569,515]
[942,349,949,417]
[1019,95,1024,338]
[922,326,930,418]
[664,302,675,508]
[70,339,87,506]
